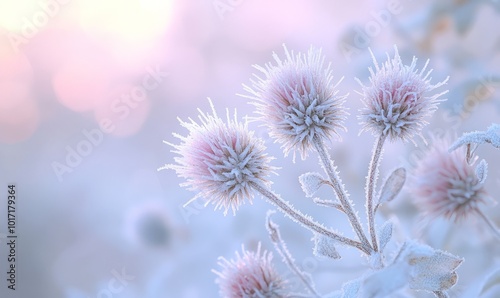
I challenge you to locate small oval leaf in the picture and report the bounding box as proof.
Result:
[299,172,326,197]
[378,167,406,207]
[475,159,488,184]
[313,233,341,259]
[378,221,393,253]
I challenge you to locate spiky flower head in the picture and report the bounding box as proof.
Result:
[357,46,449,142]
[410,137,491,221]
[161,100,275,215]
[241,44,348,160]
[213,243,289,298]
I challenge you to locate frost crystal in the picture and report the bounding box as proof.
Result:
[410,137,490,221]
[162,100,276,215]
[449,123,500,152]
[241,44,348,160]
[213,243,289,298]
[357,46,448,142]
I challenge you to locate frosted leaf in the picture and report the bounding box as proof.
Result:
[313,233,341,259]
[266,210,280,243]
[377,221,393,253]
[401,240,463,292]
[449,123,500,152]
[299,172,326,197]
[376,167,406,210]
[475,159,488,184]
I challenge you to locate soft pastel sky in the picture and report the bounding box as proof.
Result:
[0,0,499,297]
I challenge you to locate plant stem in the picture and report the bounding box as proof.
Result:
[252,182,370,255]
[366,134,387,252]
[476,209,500,239]
[267,215,321,298]
[312,135,373,254]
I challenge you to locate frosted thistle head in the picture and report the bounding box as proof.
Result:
[241,44,348,160]
[161,100,275,216]
[213,243,289,298]
[357,46,449,142]
[410,137,491,221]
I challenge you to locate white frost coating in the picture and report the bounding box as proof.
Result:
[377,167,406,208]
[331,240,462,297]
[475,159,488,184]
[401,240,463,292]
[299,172,326,198]
[313,233,341,259]
[449,123,500,152]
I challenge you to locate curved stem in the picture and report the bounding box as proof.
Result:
[312,135,373,254]
[252,182,370,255]
[366,134,386,252]
[476,209,500,239]
[267,215,321,298]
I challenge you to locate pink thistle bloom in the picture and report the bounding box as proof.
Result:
[357,46,449,142]
[410,137,491,221]
[213,243,289,298]
[241,44,348,160]
[161,100,275,215]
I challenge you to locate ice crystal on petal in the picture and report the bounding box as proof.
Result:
[357,46,448,142]
[162,100,276,215]
[410,137,491,221]
[213,243,289,298]
[242,44,348,160]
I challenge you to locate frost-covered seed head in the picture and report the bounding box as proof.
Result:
[410,138,490,221]
[357,46,449,142]
[242,44,348,160]
[163,100,275,215]
[213,243,288,298]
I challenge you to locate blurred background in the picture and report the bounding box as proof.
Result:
[0,0,499,297]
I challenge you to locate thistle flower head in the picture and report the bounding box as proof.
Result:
[410,137,490,221]
[357,46,449,142]
[213,243,289,298]
[162,100,275,215]
[241,44,348,160]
